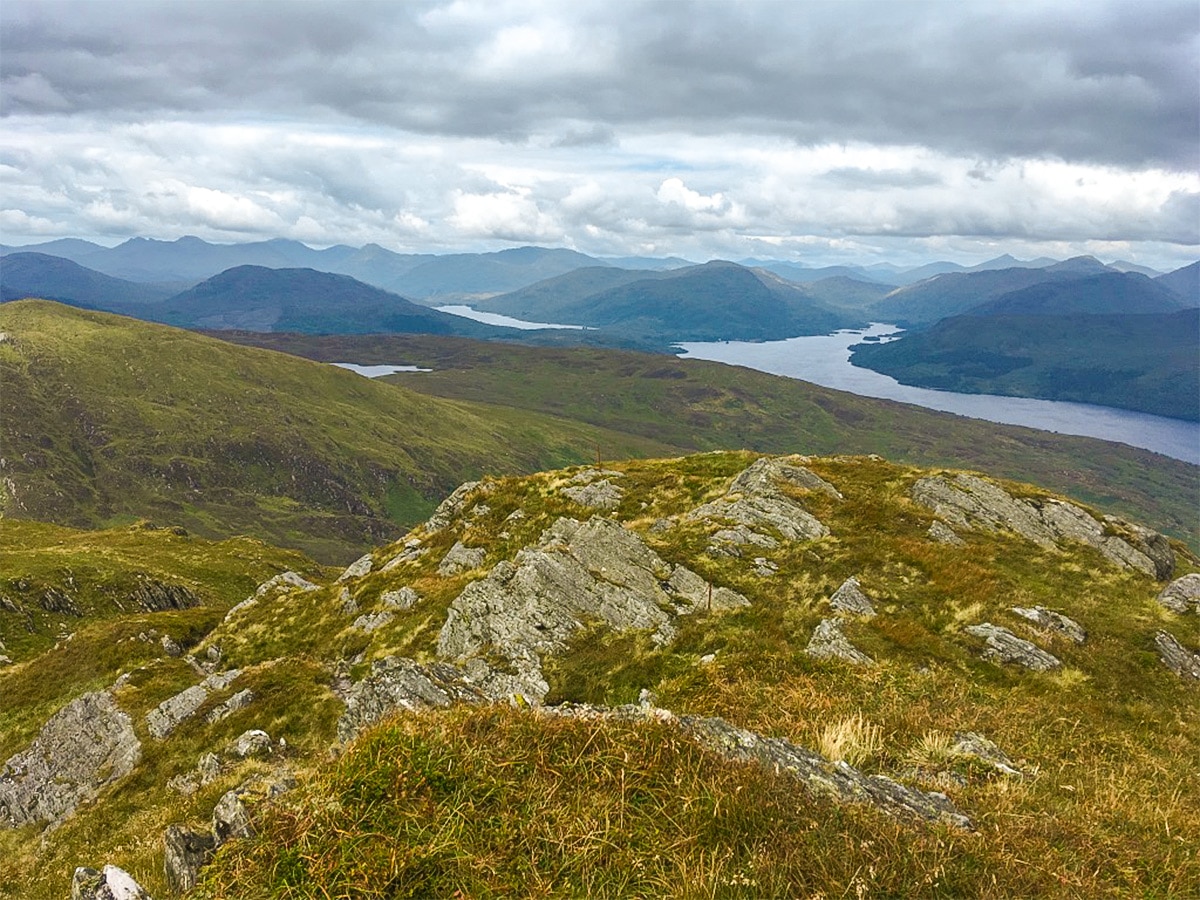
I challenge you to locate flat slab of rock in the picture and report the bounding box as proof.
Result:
[913,475,1172,579]
[1154,631,1200,680]
[806,617,874,666]
[337,656,488,741]
[562,479,624,510]
[1,692,141,828]
[965,623,1061,671]
[437,541,487,576]
[829,577,877,618]
[951,732,1025,777]
[1157,574,1200,614]
[1011,606,1087,644]
[438,516,748,702]
[146,670,241,739]
[337,554,374,582]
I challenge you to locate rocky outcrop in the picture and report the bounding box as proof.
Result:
[337,554,374,582]
[438,516,748,702]
[224,571,318,620]
[381,587,420,609]
[353,610,395,633]
[829,577,877,618]
[912,475,1173,579]
[163,825,214,894]
[964,623,1061,671]
[0,691,141,829]
[562,469,625,510]
[437,541,487,576]
[424,480,487,534]
[231,729,273,759]
[71,865,153,900]
[337,656,488,742]
[1157,574,1200,614]
[145,670,241,739]
[380,537,427,571]
[1010,606,1087,644]
[1154,631,1200,680]
[212,788,253,845]
[687,457,833,543]
[132,580,201,612]
[205,688,254,725]
[806,618,874,666]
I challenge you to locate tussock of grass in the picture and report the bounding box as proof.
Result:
[816,712,884,768]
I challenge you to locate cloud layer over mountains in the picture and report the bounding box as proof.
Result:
[2,0,1197,267]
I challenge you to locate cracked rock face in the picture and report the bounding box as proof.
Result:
[0,692,141,828]
[965,623,1061,671]
[913,475,1172,579]
[71,864,153,900]
[562,475,625,510]
[424,480,487,534]
[1157,574,1200,615]
[437,516,748,703]
[438,541,487,576]
[688,457,833,543]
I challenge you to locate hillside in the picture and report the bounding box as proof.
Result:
[0,252,177,307]
[484,260,857,340]
[152,265,519,336]
[1157,261,1200,305]
[214,331,1200,548]
[961,272,1185,317]
[0,301,674,562]
[850,310,1200,421]
[2,453,1197,898]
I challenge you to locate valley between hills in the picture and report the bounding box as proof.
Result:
[1,241,1198,899]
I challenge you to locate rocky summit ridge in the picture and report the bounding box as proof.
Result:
[1,451,1197,898]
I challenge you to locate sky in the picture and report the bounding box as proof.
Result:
[1,0,1197,270]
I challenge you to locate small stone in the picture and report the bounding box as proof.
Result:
[71,864,153,900]
[1157,574,1200,615]
[353,610,395,633]
[1011,606,1087,644]
[337,554,374,582]
[231,729,273,758]
[965,623,1061,671]
[806,618,874,666]
[1154,631,1200,680]
[160,635,182,658]
[337,587,358,616]
[196,752,222,783]
[829,576,877,618]
[205,689,255,724]
[928,520,966,546]
[951,732,1025,777]
[381,587,420,610]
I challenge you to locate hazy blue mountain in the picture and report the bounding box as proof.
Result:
[598,255,693,271]
[0,238,112,266]
[872,257,1122,326]
[746,261,897,286]
[800,276,895,311]
[1108,259,1163,277]
[962,272,1186,317]
[1156,262,1200,306]
[0,252,176,307]
[153,265,519,337]
[388,246,608,298]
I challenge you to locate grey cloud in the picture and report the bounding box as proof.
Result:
[822,168,944,190]
[2,0,1195,170]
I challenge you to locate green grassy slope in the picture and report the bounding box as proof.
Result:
[213,331,1200,549]
[851,310,1200,421]
[5,453,1195,898]
[0,301,675,562]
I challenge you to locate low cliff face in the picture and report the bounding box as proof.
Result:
[2,452,1198,899]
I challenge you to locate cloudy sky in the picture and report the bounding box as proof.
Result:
[1,0,1197,269]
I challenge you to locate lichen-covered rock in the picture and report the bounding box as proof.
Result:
[163,824,215,893]
[231,729,273,758]
[212,788,253,845]
[380,538,426,572]
[438,517,748,702]
[437,541,487,576]
[337,656,487,742]
[1010,606,1087,644]
[424,480,487,534]
[928,520,966,546]
[0,691,141,828]
[1154,631,1200,680]
[913,475,1172,579]
[806,618,874,666]
[336,554,374,582]
[224,571,318,620]
[707,525,779,556]
[829,576,877,618]
[563,478,624,510]
[677,715,969,829]
[146,670,241,739]
[1157,574,1200,614]
[205,689,254,724]
[951,732,1025,777]
[71,864,153,900]
[688,458,831,542]
[965,623,1061,671]
[381,587,420,610]
[352,610,395,633]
